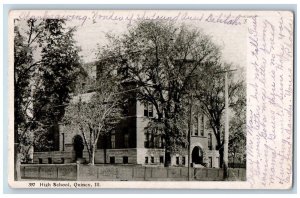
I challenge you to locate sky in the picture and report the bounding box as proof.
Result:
[66,10,247,71]
[16,10,247,78]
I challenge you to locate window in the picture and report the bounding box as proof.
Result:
[117,63,130,78]
[194,124,198,136]
[154,135,162,148]
[81,82,86,89]
[124,132,129,148]
[151,156,154,163]
[110,156,115,164]
[144,141,149,148]
[157,136,163,148]
[176,157,179,165]
[144,103,148,116]
[48,158,52,164]
[123,100,129,115]
[208,157,213,168]
[61,158,65,164]
[145,131,163,148]
[144,102,153,117]
[182,156,186,165]
[160,156,164,163]
[123,156,128,164]
[111,133,115,149]
[39,158,43,164]
[148,103,153,117]
[144,132,150,148]
[145,157,149,164]
[149,133,154,148]
[208,133,212,150]
[200,115,204,136]
[161,136,164,148]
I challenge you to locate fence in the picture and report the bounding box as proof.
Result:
[21,164,246,181]
[21,164,77,180]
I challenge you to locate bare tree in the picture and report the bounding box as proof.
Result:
[64,70,121,165]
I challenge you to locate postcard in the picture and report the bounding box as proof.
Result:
[8,10,293,189]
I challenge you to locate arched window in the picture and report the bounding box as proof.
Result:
[201,115,205,136]
[208,133,212,150]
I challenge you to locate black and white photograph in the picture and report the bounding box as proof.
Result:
[8,10,293,189]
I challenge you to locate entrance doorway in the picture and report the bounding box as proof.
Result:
[73,135,84,160]
[192,146,203,165]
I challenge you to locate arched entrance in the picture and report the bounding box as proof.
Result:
[73,135,84,160]
[192,146,203,164]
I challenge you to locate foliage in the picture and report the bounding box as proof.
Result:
[228,80,246,166]
[192,62,246,167]
[33,19,81,125]
[14,18,81,165]
[98,20,221,163]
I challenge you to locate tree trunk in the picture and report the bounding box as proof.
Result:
[163,116,171,167]
[14,114,20,181]
[14,143,21,181]
[163,133,171,167]
[90,145,95,165]
[219,147,224,168]
[104,136,107,164]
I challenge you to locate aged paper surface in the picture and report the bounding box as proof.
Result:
[8,10,293,189]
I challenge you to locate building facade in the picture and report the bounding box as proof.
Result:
[33,95,220,168]
[33,63,220,168]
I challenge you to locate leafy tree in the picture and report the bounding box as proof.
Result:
[192,62,246,175]
[14,19,81,179]
[14,19,44,180]
[34,19,81,126]
[228,81,246,168]
[98,20,220,166]
[64,67,122,165]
